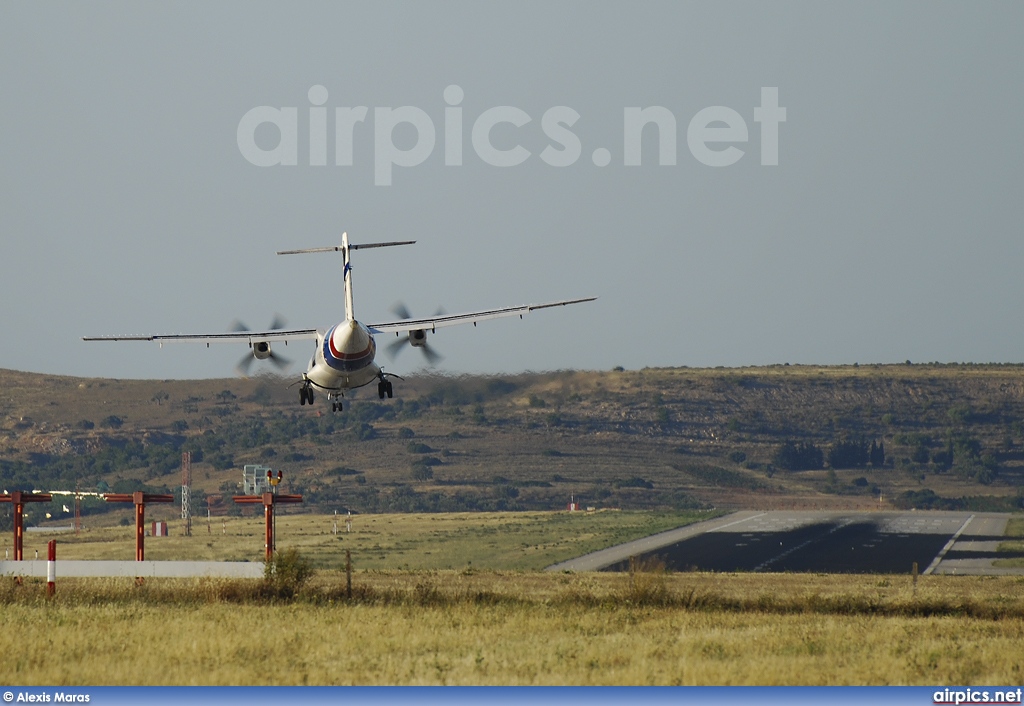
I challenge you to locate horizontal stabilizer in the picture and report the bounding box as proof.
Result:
[277,241,415,256]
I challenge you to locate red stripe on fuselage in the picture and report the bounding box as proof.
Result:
[325,325,376,371]
[329,336,374,360]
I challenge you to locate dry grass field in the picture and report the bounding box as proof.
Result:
[3,511,1024,686]
[3,570,1024,685]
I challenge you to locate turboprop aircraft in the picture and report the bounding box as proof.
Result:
[84,233,596,411]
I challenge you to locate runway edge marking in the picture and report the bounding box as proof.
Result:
[544,511,766,572]
[923,513,975,575]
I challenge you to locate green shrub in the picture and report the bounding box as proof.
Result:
[101,415,124,429]
[411,463,434,481]
[263,547,314,599]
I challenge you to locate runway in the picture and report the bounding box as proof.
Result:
[546,511,1024,575]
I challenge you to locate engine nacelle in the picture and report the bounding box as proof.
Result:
[408,329,427,348]
[252,341,273,360]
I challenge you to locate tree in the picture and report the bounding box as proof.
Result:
[828,437,869,469]
[772,441,823,471]
[869,440,885,467]
[911,442,930,464]
[947,431,997,483]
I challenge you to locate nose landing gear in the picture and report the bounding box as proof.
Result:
[329,391,344,412]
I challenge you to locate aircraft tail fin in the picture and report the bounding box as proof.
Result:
[277,233,415,322]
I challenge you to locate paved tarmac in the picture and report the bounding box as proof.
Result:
[546,510,1023,575]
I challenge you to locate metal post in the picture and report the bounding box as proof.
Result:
[47,540,56,597]
[231,491,302,562]
[264,492,274,562]
[13,493,24,561]
[181,451,192,537]
[135,491,145,562]
[268,471,281,560]
[102,491,173,566]
[1,492,52,561]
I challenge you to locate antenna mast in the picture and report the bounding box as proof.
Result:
[181,451,192,537]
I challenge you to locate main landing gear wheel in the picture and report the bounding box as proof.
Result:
[300,384,315,405]
[377,369,400,399]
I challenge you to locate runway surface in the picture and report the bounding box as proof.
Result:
[546,511,1023,575]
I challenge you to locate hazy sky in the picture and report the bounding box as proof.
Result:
[2,2,1023,380]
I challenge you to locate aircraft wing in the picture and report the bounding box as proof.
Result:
[83,329,320,343]
[367,297,596,334]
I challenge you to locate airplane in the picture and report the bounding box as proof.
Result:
[84,232,596,411]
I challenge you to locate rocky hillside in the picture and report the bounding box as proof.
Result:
[2,364,1023,526]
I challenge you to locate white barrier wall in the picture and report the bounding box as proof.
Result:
[0,560,263,578]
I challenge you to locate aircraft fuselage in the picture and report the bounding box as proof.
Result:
[305,319,381,394]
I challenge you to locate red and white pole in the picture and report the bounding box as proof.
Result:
[13,494,24,561]
[46,540,56,597]
[264,493,275,563]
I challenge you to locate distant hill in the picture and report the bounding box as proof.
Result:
[2,364,1023,528]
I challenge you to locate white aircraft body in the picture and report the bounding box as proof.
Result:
[84,233,595,411]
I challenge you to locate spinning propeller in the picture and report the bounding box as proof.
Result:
[232,315,291,375]
[386,302,444,365]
